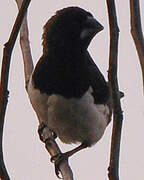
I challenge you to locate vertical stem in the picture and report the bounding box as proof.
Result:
[15,1,74,178]
[106,1,123,180]
[15,0,34,89]
[0,0,31,179]
[130,0,144,92]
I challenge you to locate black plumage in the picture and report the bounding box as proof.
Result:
[32,7,110,103]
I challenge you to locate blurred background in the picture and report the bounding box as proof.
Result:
[0,0,144,179]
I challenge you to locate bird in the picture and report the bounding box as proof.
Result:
[27,6,111,177]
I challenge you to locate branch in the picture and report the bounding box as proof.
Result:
[106,1,123,180]
[15,0,74,179]
[130,0,144,91]
[15,0,34,90]
[38,125,74,180]
[0,0,31,179]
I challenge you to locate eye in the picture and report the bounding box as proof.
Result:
[86,15,94,21]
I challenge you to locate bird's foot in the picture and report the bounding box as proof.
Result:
[51,152,69,178]
[50,143,88,178]
[38,122,57,142]
[38,122,46,142]
[38,122,47,142]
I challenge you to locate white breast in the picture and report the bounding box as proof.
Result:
[47,89,109,146]
[28,78,109,146]
[27,77,49,123]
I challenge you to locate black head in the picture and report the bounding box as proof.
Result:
[42,7,103,54]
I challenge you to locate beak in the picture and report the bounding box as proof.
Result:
[80,16,104,39]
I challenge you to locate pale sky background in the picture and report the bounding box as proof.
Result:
[0,0,144,180]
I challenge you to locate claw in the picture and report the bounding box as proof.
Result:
[38,122,47,142]
[38,122,57,142]
[52,131,57,139]
[51,153,69,178]
[50,143,88,178]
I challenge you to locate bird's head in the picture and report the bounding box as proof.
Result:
[42,7,103,54]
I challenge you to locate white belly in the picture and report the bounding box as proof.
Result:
[28,78,109,146]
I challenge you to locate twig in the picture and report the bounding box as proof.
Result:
[130,0,144,91]
[106,1,123,180]
[38,125,74,179]
[0,0,31,179]
[15,0,74,179]
[15,0,34,89]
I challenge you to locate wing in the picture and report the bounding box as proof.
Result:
[85,51,110,104]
